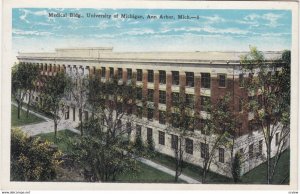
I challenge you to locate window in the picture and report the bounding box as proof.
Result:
[172,71,180,85]
[147,108,153,121]
[126,122,132,135]
[249,144,254,159]
[218,74,226,87]
[117,120,122,130]
[186,72,194,87]
[276,132,279,146]
[201,143,209,159]
[73,107,76,121]
[79,109,82,121]
[171,134,178,150]
[159,70,166,84]
[147,127,153,141]
[101,67,106,77]
[219,148,225,163]
[65,106,70,120]
[148,70,154,82]
[117,68,123,80]
[172,113,180,128]
[136,106,143,119]
[109,67,114,78]
[136,125,142,138]
[137,69,143,81]
[249,120,258,132]
[186,116,194,132]
[185,138,193,154]
[136,88,143,100]
[159,90,166,104]
[258,140,263,156]
[84,111,88,121]
[148,89,154,102]
[186,94,194,108]
[127,68,132,80]
[172,92,180,105]
[200,96,211,111]
[159,111,166,124]
[201,73,211,88]
[239,74,244,87]
[239,98,243,112]
[159,131,165,145]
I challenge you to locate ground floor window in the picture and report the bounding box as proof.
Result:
[171,134,178,150]
[185,138,193,155]
[158,131,165,145]
[136,125,142,138]
[249,144,254,159]
[65,106,70,120]
[147,128,153,141]
[201,143,209,159]
[219,148,224,163]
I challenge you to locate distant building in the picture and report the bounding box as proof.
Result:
[17,47,289,177]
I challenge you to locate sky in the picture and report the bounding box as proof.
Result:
[12,8,291,57]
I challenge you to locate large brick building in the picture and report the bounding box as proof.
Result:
[17,47,288,177]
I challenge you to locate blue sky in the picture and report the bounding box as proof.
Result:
[12,8,291,55]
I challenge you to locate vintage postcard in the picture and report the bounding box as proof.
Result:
[1,0,298,191]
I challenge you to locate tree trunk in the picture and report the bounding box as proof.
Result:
[17,103,21,119]
[267,138,271,184]
[80,119,83,136]
[202,163,207,183]
[26,92,31,118]
[54,120,58,138]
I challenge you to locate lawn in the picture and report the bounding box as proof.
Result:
[35,129,79,154]
[36,130,186,183]
[11,105,45,127]
[241,149,290,184]
[151,153,232,183]
[117,162,186,183]
[151,150,290,184]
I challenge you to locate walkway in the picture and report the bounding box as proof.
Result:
[137,157,201,184]
[12,103,201,183]
[12,102,80,136]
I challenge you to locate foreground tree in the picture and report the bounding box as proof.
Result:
[69,68,89,136]
[241,47,290,184]
[198,94,235,183]
[166,93,193,182]
[12,63,39,119]
[71,76,144,182]
[11,128,62,181]
[40,72,70,137]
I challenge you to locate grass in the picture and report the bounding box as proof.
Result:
[35,129,79,154]
[151,150,290,184]
[11,105,46,127]
[241,149,290,184]
[117,162,186,183]
[36,130,186,183]
[151,153,232,183]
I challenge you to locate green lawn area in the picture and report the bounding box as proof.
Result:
[117,162,186,183]
[151,149,290,184]
[36,130,186,183]
[11,105,46,127]
[151,153,232,183]
[35,129,79,154]
[241,149,290,184]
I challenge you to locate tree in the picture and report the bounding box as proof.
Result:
[71,75,143,182]
[40,72,70,137]
[69,68,89,136]
[165,93,193,182]
[12,63,39,119]
[11,128,62,181]
[240,46,290,184]
[232,152,241,183]
[198,93,235,183]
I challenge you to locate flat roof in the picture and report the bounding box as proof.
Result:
[17,47,283,64]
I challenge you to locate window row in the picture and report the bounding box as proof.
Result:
[136,129,226,163]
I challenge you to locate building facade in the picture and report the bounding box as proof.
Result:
[17,47,289,177]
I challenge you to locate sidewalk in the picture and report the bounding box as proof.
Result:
[12,102,201,183]
[137,157,201,184]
